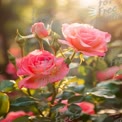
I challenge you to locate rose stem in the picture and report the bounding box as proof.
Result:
[27,88,32,96]
[39,39,44,50]
[70,51,76,61]
[48,84,57,117]
[59,48,66,58]
[20,44,24,57]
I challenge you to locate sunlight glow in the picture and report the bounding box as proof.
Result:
[57,0,68,6]
[80,0,98,7]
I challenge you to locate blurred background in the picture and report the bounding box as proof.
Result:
[0,0,122,80]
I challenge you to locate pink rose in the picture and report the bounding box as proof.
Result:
[31,22,48,38]
[61,23,111,56]
[77,102,95,115]
[96,65,122,81]
[59,100,95,115]
[0,111,33,122]
[17,50,69,89]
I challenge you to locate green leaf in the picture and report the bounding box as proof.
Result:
[0,80,16,92]
[64,104,82,121]
[11,97,36,107]
[95,57,107,70]
[64,110,81,121]
[78,66,87,76]
[97,81,119,94]
[61,91,75,100]
[87,88,115,99]
[13,116,29,122]
[39,92,52,99]
[51,103,65,111]
[74,85,85,93]
[0,92,9,115]
[68,104,81,114]
[68,95,84,104]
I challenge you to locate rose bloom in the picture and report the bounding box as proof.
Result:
[59,100,95,115]
[96,65,122,81]
[17,50,69,89]
[77,102,95,115]
[0,111,33,122]
[61,23,111,56]
[31,22,48,38]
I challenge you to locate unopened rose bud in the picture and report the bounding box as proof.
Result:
[31,22,48,39]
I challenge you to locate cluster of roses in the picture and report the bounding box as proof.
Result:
[17,22,111,89]
[0,22,111,122]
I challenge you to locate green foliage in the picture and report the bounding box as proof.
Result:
[60,91,75,100]
[0,92,9,116]
[68,85,85,93]
[86,81,119,99]
[95,58,108,71]
[0,80,16,92]
[13,116,29,122]
[68,95,84,104]
[97,80,119,94]
[51,103,65,111]
[87,88,115,99]
[78,65,88,76]
[11,97,37,107]
[85,80,121,105]
[67,104,82,119]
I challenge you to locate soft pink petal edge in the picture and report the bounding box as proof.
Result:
[18,63,69,89]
